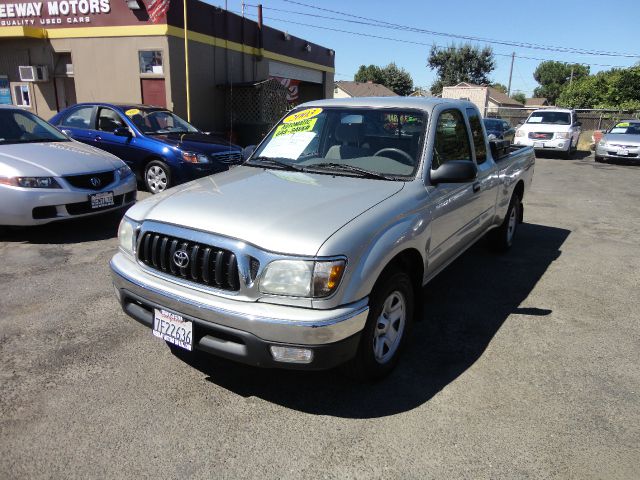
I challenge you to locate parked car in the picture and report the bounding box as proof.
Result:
[50,103,243,193]
[513,108,581,158]
[595,120,640,163]
[111,98,535,380]
[0,106,136,226]
[483,118,515,143]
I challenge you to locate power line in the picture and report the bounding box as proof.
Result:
[243,10,631,69]
[276,0,640,59]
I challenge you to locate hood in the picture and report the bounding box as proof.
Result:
[0,140,124,177]
[150,132,241,154]
[127,166,405,256]
[518,123,572,133]
[602,134,640,147]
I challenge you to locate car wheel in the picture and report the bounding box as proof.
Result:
[145,160,171,194]
[488,193,521,252]
[344,269,414,381]
[595,155,603,163]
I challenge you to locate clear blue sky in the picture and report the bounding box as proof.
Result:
[205,0,640,97]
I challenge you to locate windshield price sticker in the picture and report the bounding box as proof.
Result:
[528,116,543,123]
[274,118,317,137]
[616,122,630,128]
[125,108,141,117]
[283,108,322,124]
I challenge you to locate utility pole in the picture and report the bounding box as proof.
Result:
[507,52,515,96]
[569,65,575,88]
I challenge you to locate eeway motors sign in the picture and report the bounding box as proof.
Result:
[0,1,112,26]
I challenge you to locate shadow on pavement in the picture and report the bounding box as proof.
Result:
[0,208,125,244]
[173,222,570,418]
[535,150,592,160]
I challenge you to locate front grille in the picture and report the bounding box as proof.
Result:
[607,151,638,158]
[66,194,124,215]
[64,170,115,190]
[528,132,554,140]
[211,151,243,165]
[137,232,241,292]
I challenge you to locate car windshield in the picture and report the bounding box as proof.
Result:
[608,122,640,135]
[483,119,504,129]
[124,108,199,134]
[0,109,69,145]
[526,111,571,125]
[247,107,427,180]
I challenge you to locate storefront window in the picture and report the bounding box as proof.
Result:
[139,51,163,75]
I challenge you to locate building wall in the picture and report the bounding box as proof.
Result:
[442,86,489,115]
[333,87,351,99]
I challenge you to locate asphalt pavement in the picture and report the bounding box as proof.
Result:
[1,153,639,479]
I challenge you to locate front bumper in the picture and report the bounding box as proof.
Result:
[595,145,640,160]
[514,137,570,151]
[110,252,369,369]
[0,175,137,226]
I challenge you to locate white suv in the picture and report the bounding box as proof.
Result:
[514,108,581,158]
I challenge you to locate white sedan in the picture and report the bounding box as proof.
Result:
[0,106,137,226]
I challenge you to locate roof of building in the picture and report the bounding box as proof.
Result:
[335,81,398,97]
[409,88,432,97]
[525,97,549,107]
[446,82,524,107]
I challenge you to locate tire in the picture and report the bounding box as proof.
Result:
[562,141,573,159]
[344,269,414,381]
[488,193,521,252]
[144,160,171,194]
[595,155,603,163]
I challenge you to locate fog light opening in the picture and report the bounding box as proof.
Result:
[270,346,314,364]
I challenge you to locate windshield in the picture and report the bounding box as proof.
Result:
[248,107,426,180]
[526,111,571,125]
[483,119,504,130]
[608,121,640,135]
[124,108,199,134]
[0,109,69,145]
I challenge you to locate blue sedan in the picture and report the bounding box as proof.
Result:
[50,103,242,193]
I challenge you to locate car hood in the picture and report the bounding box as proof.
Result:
[0,140,124,177]
[150,132,241,155]
[602,134,640,146]
[127,166,405,256]
[518,123,573,133]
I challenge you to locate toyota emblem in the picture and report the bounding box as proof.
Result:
[173,250,190,268]
[90,177,101,187]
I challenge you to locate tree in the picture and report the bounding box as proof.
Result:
[354,64,384,85]
[427,43,495,95]
[511,92,527,105]
[490,83,508,93]
[557,66,640,109]
[354,63,414,96]
[533,61,590,104]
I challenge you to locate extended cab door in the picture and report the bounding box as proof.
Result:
[426,108,480,272]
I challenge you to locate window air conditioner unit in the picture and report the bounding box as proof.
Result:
[19,66,49,82]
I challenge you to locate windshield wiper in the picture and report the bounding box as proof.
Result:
[248,156,305,171]
[306,162,392,180]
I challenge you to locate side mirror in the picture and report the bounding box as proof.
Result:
[114,126,132,137]
[430,160,477,184]
[575,121,582,127]
[242,145,256,161]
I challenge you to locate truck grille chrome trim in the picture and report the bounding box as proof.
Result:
[137,231,241,292]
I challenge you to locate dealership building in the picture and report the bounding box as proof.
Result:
[0,0,335,135]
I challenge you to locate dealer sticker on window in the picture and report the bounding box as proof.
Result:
[283,107,322,124]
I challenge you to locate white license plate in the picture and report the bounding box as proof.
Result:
[533,141,545,148]
[617,148,629,156]
[90,191,114,209]
[152,308,193,351]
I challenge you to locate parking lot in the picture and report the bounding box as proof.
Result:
[1,152,638,479]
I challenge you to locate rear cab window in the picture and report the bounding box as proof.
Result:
[466,108,487,165]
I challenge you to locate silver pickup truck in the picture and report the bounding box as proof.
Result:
[111,98,535,380]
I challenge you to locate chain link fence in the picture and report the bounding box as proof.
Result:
[484,107,640,131]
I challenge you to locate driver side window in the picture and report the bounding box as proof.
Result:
[432,109,472,170]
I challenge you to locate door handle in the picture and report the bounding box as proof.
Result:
[472,182,481,193]
[94,135,102,142]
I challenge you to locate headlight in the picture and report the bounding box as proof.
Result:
[259,259,346,298]
[0,176,61,188]
[118,217,140,256]
[117,165,133,179]
[515,130,525,137]
[598,140,607,147]
[182,151,209,163]
[554,132,571,139]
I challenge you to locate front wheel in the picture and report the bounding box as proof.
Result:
[145,160,172,194]
[345,269,414,381]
